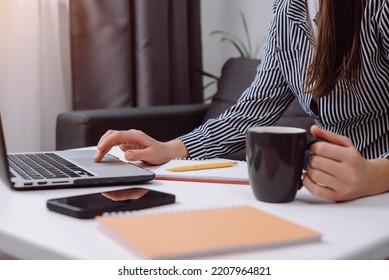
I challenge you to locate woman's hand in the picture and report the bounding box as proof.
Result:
[303,125,389,201]
[93,129,189,165]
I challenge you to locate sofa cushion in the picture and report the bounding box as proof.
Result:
[203,57,261,121]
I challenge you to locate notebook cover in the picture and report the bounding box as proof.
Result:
[96,206,321,259]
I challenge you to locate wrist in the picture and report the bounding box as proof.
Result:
[164,139,189,161]
[366,158,389,196]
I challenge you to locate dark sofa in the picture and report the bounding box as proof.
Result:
[56,58,314,160]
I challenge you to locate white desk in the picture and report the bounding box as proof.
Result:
[0,172,389,260]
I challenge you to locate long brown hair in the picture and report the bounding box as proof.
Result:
[306,0,367,99]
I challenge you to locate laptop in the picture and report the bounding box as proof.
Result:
[0,115,155,190]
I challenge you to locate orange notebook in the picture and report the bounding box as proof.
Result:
[96,206,321,259]
[154,159,250,185]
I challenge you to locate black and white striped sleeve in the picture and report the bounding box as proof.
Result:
[381,0,389,60]
[178,3,295,159]
[378,0,389,159]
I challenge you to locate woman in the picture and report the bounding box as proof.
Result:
[94,0,389,202]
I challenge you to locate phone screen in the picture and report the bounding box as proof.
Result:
[47,188,175,219]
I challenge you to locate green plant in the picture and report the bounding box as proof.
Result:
[202,11,263,101]
[211,11,262,59]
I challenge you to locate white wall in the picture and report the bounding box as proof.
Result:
[201,0,273,97]
[0,0,71,153]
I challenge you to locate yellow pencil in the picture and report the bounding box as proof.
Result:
[167,161,235,172]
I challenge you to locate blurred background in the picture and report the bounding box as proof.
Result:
[0,0,272,153]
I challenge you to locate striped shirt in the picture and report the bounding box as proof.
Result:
[179,0,389,160]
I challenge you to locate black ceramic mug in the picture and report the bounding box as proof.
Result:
[246,126,317,203]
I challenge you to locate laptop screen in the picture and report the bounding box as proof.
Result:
[0,115,12,187]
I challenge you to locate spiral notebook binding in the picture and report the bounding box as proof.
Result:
[101,204,244,217]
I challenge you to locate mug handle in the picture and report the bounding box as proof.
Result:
[299,138,325,189]
[304,138,325,170]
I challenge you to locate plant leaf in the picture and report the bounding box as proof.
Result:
[203,80,218,90]
[240,11,253,58]
[195,69,219,80]
[199,70,219,80]
[220,37,248,57]
[210,30,250,57]
[253,36,266,58]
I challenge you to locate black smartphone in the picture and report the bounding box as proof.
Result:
[47,188,175,219]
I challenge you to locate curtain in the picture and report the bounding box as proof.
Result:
[70,0,203,110]
[0,0,71,152]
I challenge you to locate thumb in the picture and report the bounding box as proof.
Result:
[310,125,353,147]
[124,149,163,165]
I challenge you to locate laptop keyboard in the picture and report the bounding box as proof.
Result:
[8,153,94,180]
